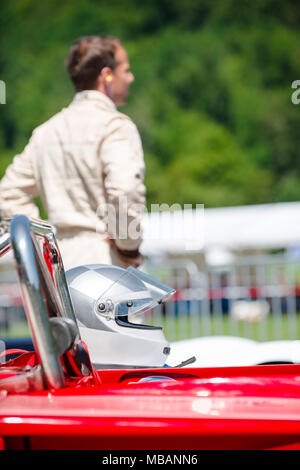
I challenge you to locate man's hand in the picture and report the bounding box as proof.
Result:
[106,238,143,268]
[114,250,143,269]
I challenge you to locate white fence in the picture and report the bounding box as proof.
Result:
[144,255,300,342]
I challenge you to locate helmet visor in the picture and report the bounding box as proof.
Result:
[95,267,175,318]
[127,266,176,304]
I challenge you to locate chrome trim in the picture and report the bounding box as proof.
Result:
[0,217,80,338]
[0,365,44,393]
[46,231,79,329]
[0,231,11,257]
[10,215,65,389]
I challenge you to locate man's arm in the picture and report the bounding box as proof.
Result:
[0,133,40,219]
[100,116,146,264]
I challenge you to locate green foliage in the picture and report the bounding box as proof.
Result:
[149,111,272,207]
[1,0,300,210]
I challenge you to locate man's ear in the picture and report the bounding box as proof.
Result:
[100,66,113,82]
[95,67,114,96]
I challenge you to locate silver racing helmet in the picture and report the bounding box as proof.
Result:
[65,264,175,369]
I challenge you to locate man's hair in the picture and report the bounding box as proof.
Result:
[66,35,121,91]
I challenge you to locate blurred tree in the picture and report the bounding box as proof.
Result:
[0,0,300,212]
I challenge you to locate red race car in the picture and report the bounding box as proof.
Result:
[0,215,300,451]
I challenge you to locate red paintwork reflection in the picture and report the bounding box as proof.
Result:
[1,364,300,449]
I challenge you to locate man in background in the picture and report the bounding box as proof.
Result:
[0,35,145,269]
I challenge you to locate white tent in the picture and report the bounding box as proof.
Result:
[140,201,300,257]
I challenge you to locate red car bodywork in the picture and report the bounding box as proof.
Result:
[1,359,300,450]
[1,218,300,451]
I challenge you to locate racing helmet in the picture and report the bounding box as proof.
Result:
[65,264,175,369]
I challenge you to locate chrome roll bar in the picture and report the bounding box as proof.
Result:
[0,216,81,389]
[9,215,65,388]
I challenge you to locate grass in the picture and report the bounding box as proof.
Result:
[147,312,300,343]
[0,321,31,339]
[2,314,300,345]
